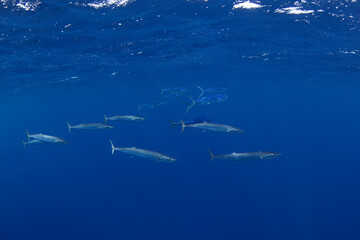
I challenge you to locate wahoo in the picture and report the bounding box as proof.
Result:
[103,114,145,123]
[159,87,187,101]
[26,130,69,144]
[208,149,281,162]
[181,121,244,133]
[66,121,114,132]
[23,139,49,148]
[169,114,212,128]
[184,94,228,113]
[138,99,167,111]
[110,140,177,163]
[160,87,187,96]
[197,86,227,97]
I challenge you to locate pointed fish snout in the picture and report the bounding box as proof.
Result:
[265,152,282,159]
[102,125,114,129]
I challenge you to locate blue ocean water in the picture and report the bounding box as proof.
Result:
[1,0,360,239]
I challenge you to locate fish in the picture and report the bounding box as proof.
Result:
[160,87,187,96]
[169,114,213,128]
[159,92,179,101]
[66,121,114,132]
[110,140,177,163]
[26,130,69,144]
[138,99,167,111]
[103,114,145,123]
[181,121,244,133]
[185,94,228,113]
[208,149,281,162]
[197,86,227,97]
[159,87,187,101]
[23,139,50,148]
[138,103,154,111]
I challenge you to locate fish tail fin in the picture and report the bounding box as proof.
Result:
[160,88,164,95]
[25,130,30,141]
[208,148,214,162]
[185,96,195,114]
[103,114,107,123]
[181,120,186,133]
[138,104,142,112]
[168,120,177,128]
[197,86,204,97]
[23,140,26,149]
[110,140,115,155]
[66,121,71,132]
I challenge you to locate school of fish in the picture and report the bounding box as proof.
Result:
[23,86,281,163]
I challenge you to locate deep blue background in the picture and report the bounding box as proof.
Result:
[1,0,360,239]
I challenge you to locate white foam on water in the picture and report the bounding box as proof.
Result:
[1,0,41,11]
[233,1,263,10]
[83,0,133,9]
[275,6,314,15]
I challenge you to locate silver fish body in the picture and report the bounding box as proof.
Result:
[185,94,228,113]
[110,140,176,162]
[26,131,69,144]
[208,149,281,161]
[181,121,244,133]
[160,87,187,96]
[23,139,50,148]
[103,115,145,123]
[67,121,114,132]
[138,99,167,111]
[197,86,227,97]
[196,94,228,105]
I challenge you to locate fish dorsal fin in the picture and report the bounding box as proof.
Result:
[131,147,136,149]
